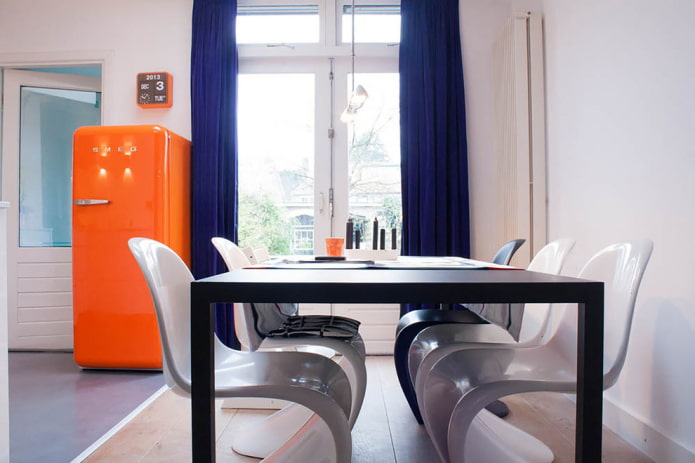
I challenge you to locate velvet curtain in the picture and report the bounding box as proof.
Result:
[191,0,238,346]
[399,0,470,314]
[399,0,470,259]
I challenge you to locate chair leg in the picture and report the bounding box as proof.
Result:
[259,413,338,463]
[232,404,314,458]
[394,321,431,424]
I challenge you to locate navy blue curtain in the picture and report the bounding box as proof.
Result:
[399,0,470,259]
[191,0,238,346]
[399,0,470,314]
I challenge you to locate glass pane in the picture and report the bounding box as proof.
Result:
[346,73,401,250]
[237,74,315,255]
[237,4,320,44]
[19,86,101,247]
[342,4,401,44]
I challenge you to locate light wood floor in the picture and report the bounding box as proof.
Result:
[83,356,652,462]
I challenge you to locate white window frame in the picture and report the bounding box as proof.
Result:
[237,0,400,59]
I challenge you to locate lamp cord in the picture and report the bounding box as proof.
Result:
[350,0,355,93]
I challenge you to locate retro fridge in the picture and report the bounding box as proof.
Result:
[72,125,190,369]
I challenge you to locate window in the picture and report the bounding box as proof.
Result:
[237,4,320,44]
[237,0,400,255]
[341,4,400,44]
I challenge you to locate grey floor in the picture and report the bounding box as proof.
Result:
[8,351,164,463]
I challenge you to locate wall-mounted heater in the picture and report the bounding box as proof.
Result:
[493,11,547,267]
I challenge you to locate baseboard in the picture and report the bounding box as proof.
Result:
[603,398,695,462]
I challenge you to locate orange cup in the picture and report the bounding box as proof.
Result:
[325,238,345,257]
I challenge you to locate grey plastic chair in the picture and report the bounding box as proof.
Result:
[211,237,367,459]
[211,237,366,424]
[393,239,526,423]
[409,238,576,416]
[129,237,353,463]
[420,240,653,463]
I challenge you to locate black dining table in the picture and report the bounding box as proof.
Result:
[190,263,604,462]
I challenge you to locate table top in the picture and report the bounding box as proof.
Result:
[192,267,602,305]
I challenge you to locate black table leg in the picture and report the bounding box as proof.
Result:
[191,290,216,462]
[576,288,604,463]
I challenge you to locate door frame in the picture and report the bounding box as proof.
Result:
[1,67,102,349]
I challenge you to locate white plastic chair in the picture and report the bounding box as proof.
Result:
[409,238,576,414]
[242,244,270,265]
[394,239,526,423]
[211,237,366,420]
[128,237,353,463]
[419,240,653,463]
[211,237,367,458]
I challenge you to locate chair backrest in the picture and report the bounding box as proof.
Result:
[211,237,262,351]
[253,246,271,264]
[492,239,526,265]
[212,237,298,351]
[517,238,576,343]
[243,245,271,265]
[128,237,195,393]
[548,240,653,388]
[212,236,252,271]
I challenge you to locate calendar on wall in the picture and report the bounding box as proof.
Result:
[137,72,173,108]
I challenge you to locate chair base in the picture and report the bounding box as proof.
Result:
[259,413,337,463]
[394,308,487,423]
[232,404,314,458]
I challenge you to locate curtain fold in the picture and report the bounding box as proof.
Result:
[399,0,470,313]
[191,0,239,346]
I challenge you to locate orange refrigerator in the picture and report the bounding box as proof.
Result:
[72,125,190,369]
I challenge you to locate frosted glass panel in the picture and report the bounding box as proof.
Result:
[19,86,101,247]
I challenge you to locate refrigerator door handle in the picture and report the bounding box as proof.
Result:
[74,199,110,206]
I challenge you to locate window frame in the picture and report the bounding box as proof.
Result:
[237,0,400,59]
[237,0,400,249]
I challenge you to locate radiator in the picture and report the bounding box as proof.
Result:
[492,11,547,266]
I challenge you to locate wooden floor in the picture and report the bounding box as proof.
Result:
[83,356,652,462]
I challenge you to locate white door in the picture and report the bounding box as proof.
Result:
[1,69,101,350]
[237,59,402,353]
[235,0,402,353]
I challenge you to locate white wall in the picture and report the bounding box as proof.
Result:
[0,0,193,138]
[543,0,695,459]
[461,0,695,460]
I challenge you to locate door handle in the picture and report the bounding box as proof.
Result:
[73,199,110,206]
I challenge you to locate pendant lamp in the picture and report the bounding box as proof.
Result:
[340,0,368,123]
